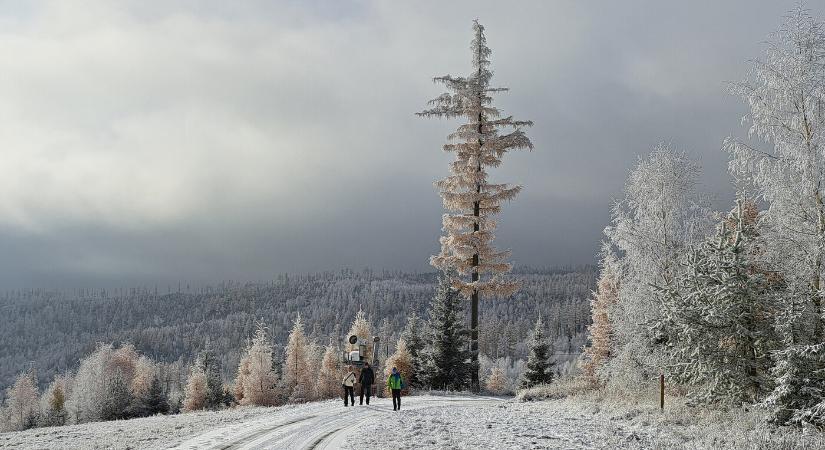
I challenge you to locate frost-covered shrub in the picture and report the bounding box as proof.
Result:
[2,370,40,431]
[480,355,524,395]
[516,377,591,402]
[183,368,208,412]
[485,367,508,395]
[39,374,70,427]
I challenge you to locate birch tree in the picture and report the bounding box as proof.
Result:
[418,20,533,391]
[727,5,825,346]
[604,145,713,387]
[3,370,39,431]
[726,6,825,425]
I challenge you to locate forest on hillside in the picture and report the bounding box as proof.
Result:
[0,265,594,396]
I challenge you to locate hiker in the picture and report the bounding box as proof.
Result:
[358,362,375,405]
[342,366,356,406]
[386,366,404,411]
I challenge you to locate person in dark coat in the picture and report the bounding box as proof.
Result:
[358,362,375,405]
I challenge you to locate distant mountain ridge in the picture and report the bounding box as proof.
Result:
[0,266,595,393]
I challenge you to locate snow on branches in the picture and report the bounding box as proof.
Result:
[418,20,533,299]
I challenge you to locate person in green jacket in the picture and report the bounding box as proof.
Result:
[386,367,404,411]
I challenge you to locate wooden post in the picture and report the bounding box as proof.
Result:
[659,373,665,410]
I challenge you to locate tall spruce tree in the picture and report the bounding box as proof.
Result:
[521,316,554,388]
[400,314,426,387]
[418,20,533,391]
[421,274,470,390]
[197,345,223,410]
[658,200,779,405]
[101,369,132,421]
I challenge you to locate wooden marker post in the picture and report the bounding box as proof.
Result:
[659,374,665,410]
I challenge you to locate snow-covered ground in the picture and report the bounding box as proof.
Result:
[2,394,824,449]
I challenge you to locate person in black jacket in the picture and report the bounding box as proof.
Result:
[358,362,375,405]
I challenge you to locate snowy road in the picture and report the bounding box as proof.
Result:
[172,396,503,450]
[4,394,823,449]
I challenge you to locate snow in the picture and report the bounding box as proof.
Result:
[2,394,824,449]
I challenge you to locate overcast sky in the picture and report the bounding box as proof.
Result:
[0,0,818,289]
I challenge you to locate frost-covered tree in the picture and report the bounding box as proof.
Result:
[3,370,39,431]
[39,374,69,427]
[604,145,712,387]
[238,322,278,406]
[130,356,155,401]
[727,6,825,343]
[726,6,825,425]
[384,338,413,396]
[284,315,311,402]
[67,343,114,423]
[658,200,779,404]
[581,244,619,385]
[101,369,132,421]
[182,366,207,412]
[418,20,533,391]
[140,375,169,416]
[316,343,342,400]
[485,366,508,395]
[421,274,471,390]
[234,355,250,404]
[193,345,224,410]
[521,316,554,388]
[401,314,426,387]
[346,307,374,363]
[305,342,323,401]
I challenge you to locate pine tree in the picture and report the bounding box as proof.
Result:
[581,244,619,385]
[418,20,533,391]
[521,316,554,388]
[401,314,426,387]
[421,274,471,390]
[196,345,223,410]
[144,375,169,415]
[658,200,779,404]
[284,314,311,402]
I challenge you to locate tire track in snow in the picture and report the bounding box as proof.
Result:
[217,415,316,450]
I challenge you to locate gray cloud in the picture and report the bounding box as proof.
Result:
[0,0,815,288]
